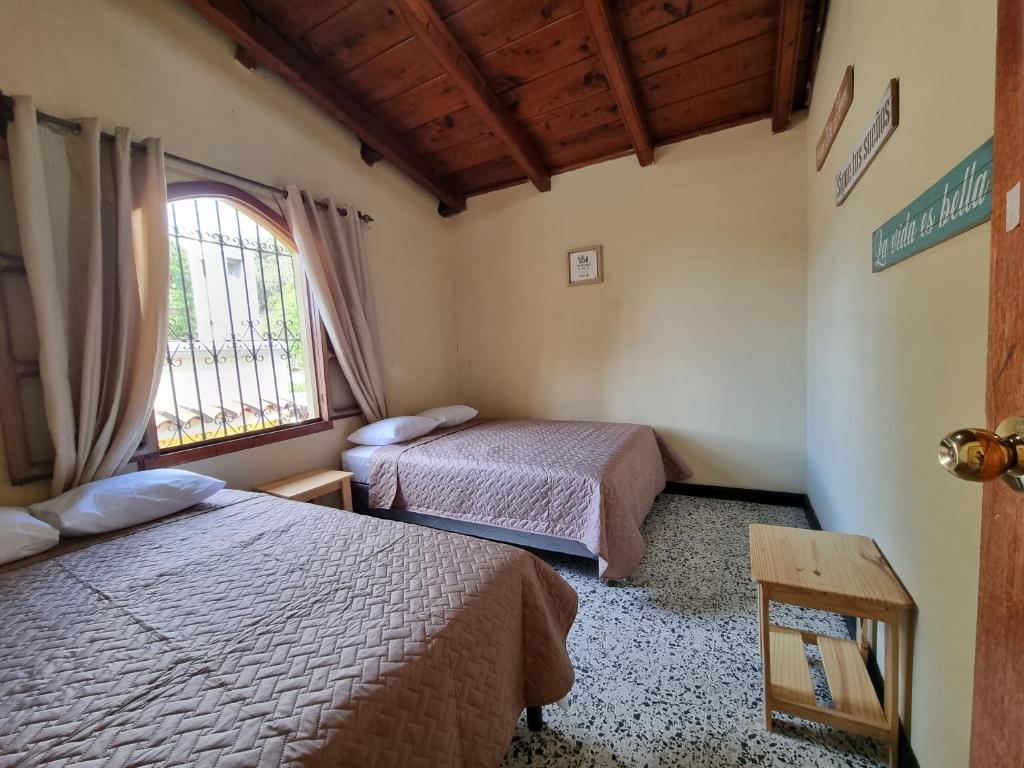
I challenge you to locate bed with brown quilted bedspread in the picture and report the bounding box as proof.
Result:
[0,490,578,768]
[369,419,692,580]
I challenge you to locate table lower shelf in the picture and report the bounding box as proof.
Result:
[769,625,888,738]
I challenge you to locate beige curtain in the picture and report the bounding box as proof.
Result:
[283,187,387,422]
[8,96,169,495]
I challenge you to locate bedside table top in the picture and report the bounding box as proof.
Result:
[749,524,913,610]
[254,469,353,502]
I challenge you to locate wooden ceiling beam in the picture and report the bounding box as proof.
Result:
[771,0,806,133]
[360,141,384,166]
[233,44,260,71]
[180,0,467,213]
[581,0,654,166]
[393,0,551,192]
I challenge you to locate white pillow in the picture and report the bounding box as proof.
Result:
[347,416,440,446]
[29,469,226,536]
[416,405,478,428]
[0,507,60,565]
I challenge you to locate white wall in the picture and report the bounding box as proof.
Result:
[0,0,460,502]
[805,2,994,765]
[452,121,808,492]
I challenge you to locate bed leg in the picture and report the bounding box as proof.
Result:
[526,705,544,732]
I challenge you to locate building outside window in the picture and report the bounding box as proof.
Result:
[155,193,319,450]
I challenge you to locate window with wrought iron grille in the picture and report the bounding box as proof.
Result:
[154,188,324,454]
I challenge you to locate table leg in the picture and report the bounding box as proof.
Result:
[902,608,915,743]
[885,611,901,768]
[857,617,870,660]
[758,584,773,731]
[341,477,353,512]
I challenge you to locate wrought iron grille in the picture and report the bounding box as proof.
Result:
[155,197,318,450]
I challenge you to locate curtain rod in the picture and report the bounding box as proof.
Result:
[0,92,374,224]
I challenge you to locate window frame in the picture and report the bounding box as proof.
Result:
[139,181,357,470]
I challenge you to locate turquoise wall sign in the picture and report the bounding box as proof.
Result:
[872,138,993,272]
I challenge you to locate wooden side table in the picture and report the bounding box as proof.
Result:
[749,524,916,768]
[255,469,354,511]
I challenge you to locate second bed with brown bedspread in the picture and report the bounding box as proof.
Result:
[0,490,577,768]
[369,419,692,580]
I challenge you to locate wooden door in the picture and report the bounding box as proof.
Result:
[970,0,1024,763]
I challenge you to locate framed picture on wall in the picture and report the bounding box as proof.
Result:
[567,245,603,286]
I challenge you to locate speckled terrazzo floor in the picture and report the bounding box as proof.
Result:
[502,495,886,768]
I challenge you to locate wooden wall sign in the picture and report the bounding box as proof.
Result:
[835,78,899,205]
[872,137,993,272]
[816,66,854,171]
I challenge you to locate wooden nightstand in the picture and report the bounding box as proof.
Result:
[255,469,354,511]
[750,524,915,768]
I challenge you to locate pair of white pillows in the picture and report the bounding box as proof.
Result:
[347,404,478,446]
[3,405,479,564]
[0,469,225,566]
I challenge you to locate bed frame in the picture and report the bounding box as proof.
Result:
[526,706,543,731]
[351,481,598,562]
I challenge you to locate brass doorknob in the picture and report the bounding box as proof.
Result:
[939,416,1024,491]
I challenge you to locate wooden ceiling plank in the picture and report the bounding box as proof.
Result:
[378,45,611,132]
[394,0,552,191]
[647,71,774,140]
[614,0,727,41]
[540,120,633,169]
[302,0,409,72]
[524,89,622,144]
[453,154,526,194]
[424,88,625,181]
[581,0,653,165]
[339,37,445,105]
[653,110,771,147]
[375,76,469,132]
[181,0,466,212]
[244,0,357,40]
[501,56,610,119]
[626,0,777,81]
[478,12,596,92]
[550,145,636,175]
[433,0,480,17]
[770,0,805,132]
[445,0,579,59]
[425,132,506,174]
[637,31,776,112]
[405,106,490,155]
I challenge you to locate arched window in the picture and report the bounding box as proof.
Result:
[153,182,330,458]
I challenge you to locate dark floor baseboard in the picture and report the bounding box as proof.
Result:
[667,483,918,767]
[664,482,821,531]
[664,482,806,509]
[801,495,822,531]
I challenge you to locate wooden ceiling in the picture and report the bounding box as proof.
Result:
[184,0,827,214]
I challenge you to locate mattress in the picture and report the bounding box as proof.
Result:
[342,443,383,483]
[368,418,692,580]
[0,489,578,768]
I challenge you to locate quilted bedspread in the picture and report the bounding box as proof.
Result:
[368,419,692,580]
[0,490,578,768]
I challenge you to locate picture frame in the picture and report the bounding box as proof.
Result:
[567,245,603,286]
